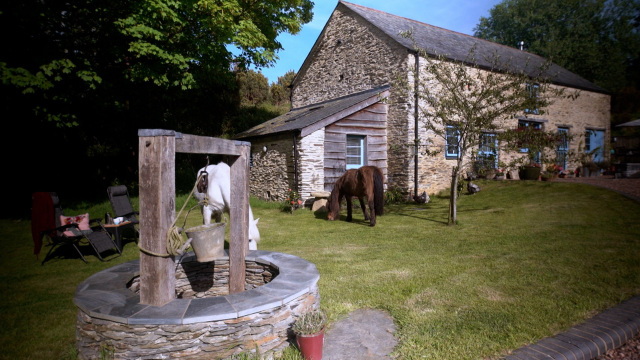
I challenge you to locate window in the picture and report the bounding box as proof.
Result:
[478,133,498,168]
[445,125,460,159]
[346,135,366,169]
[556,127,569,169]
[518,120,542,163]
[525,83,539,115]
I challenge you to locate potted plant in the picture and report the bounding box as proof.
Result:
[286,188,303,214]
[499,126,570,181]
[292,309,327,360]
[542,163,562,181]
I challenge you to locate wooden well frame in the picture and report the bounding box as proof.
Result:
[138,129,250,306]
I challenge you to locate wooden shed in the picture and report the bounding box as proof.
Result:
[235,84,390,201]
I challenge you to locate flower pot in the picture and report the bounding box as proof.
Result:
[296,330,324,360]
[185,223,225,262]
[519,166,541,181]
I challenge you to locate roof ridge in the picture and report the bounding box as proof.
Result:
[289,84,390,112]
[339,1,544,61]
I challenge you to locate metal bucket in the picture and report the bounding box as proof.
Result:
[185,223,225,262]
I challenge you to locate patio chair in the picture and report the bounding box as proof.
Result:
[107,186,139,225]
[106,185,139,245]
[38,192,121,264]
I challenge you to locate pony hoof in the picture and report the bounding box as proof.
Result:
[346,217,352,222]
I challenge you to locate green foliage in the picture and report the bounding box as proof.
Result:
[498,126,573,169]
[384,186,407,205]
[292,310,327,335]
[1,0,313,125]
[285,188,303,213]
[474,0,640,92]
[0,1,308,216]
[271,70,296,105]
[236,69,270,106]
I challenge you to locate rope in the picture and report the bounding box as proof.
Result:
[137,172,208,258]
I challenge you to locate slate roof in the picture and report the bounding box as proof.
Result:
[235,84,390,139]
[331,1,606,94]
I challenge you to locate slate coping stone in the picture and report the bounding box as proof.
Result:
[74,250,319,325]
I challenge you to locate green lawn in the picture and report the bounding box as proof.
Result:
[1,180,638,359]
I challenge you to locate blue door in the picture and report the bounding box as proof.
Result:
[585,129,605,163]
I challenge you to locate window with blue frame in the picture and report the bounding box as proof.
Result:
[445,125,459,159]
[478,133,498,168]
[525,83,539,115]
[556,127,569,169]
[518,120,542,163]
[346,135,366,169]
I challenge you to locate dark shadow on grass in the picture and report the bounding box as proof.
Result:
[40,242,119,265]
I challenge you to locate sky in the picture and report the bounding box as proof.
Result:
[256,0,504,84]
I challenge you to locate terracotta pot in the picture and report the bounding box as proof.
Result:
[296,329,324,360]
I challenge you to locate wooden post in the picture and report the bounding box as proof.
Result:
[229,142,250,294]
[138,130,176,306]
[137,130,250,302]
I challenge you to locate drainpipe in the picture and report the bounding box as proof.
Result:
[293,132,299,194]
[414,52,420,199]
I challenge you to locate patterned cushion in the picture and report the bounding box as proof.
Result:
[60,213,90,237]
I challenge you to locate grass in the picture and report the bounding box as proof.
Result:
[1,180,639,359]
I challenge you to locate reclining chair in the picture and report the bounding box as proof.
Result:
[38,192,121,264]
[106,185,139,243]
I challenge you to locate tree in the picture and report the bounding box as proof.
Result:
[270,70,296,105]
[473,0,640,92]
[0,0,313,217]
[236,69,270,106]
[401,33,565,225]
[1,0,313,127]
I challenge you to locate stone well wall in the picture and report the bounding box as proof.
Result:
[75,251,320,359]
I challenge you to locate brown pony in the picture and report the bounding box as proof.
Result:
[327,166,384,226]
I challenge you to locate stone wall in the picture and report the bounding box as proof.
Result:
[297,128,325,199]
[248,134,295,202]
[75,253,321,360]
[247,131,325,202]
[409,60,611,194]
[76,285,319,360]
[292,6,412,193]
[128,259,278,299]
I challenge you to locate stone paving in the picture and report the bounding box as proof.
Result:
[323,308,398,360]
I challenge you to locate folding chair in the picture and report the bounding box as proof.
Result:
[38,192,121,264]
[106,185,139,248]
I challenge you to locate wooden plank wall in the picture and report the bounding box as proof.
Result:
[324,102,387,191]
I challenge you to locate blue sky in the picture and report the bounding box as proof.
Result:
[256,0,503,84]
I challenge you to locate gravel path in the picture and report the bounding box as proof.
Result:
[595,332,640,360]
[554,176,640,201]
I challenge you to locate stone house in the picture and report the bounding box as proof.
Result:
[236,1,610,201]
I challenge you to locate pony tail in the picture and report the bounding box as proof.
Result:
[373,169,384,216]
